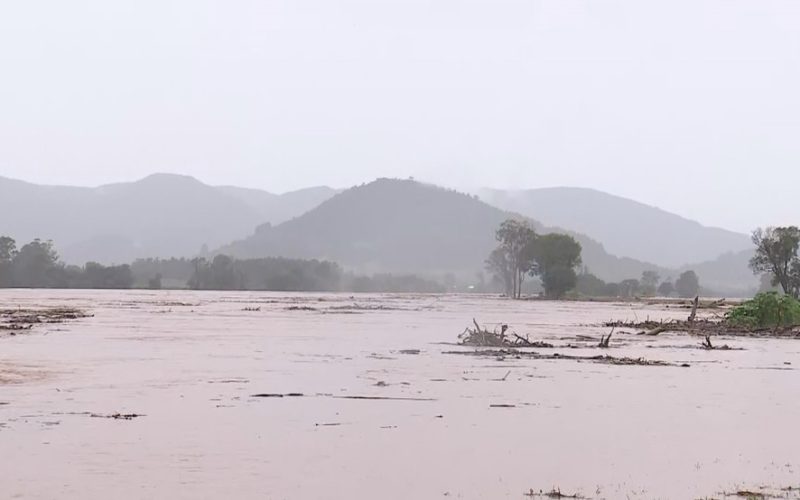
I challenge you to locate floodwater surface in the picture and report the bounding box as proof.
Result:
[1,290,799,499]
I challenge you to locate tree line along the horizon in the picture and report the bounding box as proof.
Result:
[0,236,446,293]
[2,223,798,298]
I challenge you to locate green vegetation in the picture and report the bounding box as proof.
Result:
[0,235,446,293]
[726,292,800,329]
[750,226,800,298]
[486,219,582,299]
[535,233,582,298]
[0,236,133,289]
[573,268,700,299]
[485,219,538,298]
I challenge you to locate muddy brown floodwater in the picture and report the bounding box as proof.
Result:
[1,290,799,499]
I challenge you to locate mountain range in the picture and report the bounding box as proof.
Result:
[0,174,335,264]
[0,174,760,294]
[221,179,672,283]
[479,187,753,268]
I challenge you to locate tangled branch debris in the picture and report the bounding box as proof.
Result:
[604,317,800,339]
[525,488,584,499]
[459,319,553,348]
[1,307,92,336]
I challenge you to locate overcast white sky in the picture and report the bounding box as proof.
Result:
[1,1,798,233]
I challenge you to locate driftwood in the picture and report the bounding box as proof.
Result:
[1,307,92,337]
[525,488,584,498]
[644,325,669,336]
[700,335,736,350]
[90,413,145,420]
[598,328,613,348]
[459,319,554,348]
[687,295,699,330]
[605,317,800,339]
[605,319,675,336]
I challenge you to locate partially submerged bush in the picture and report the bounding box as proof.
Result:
[726,292,800,329]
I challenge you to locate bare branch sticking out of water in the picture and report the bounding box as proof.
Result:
[699,335,742,351]
[598,328,614,348]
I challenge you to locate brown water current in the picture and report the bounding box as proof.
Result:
[1,290,799,499]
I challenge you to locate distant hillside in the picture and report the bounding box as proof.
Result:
[680,249,759,296]
[217,185,338,224]
[480,187,753,268]
[0,173,760,293]
[0,174,334,264]
[222,178,668,282]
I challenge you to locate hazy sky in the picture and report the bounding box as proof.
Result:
[1,1,798,233]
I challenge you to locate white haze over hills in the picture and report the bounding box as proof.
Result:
[0,173,760,294]
[0,174,335,265]
[1,2,799,233]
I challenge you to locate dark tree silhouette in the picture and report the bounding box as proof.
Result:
[675,270,700,298]
[750,227,800,298]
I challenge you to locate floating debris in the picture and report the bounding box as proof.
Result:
[90,413,145,420]
[525,488,584,499]
[445,349,683,367]
[459,319,554,348]
[251,393,304,398]
[1,307,92,337]
[285,306,318,312]
[332,395,435,402]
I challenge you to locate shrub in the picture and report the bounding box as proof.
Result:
[726,292,800,329]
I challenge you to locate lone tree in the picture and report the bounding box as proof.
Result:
[485,219,537,298]
[749,226,800,298]
[675,270,700,298]
[534,233,582,298]
[486,220,583,299]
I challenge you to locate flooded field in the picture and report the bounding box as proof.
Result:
[1,290,799,499]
